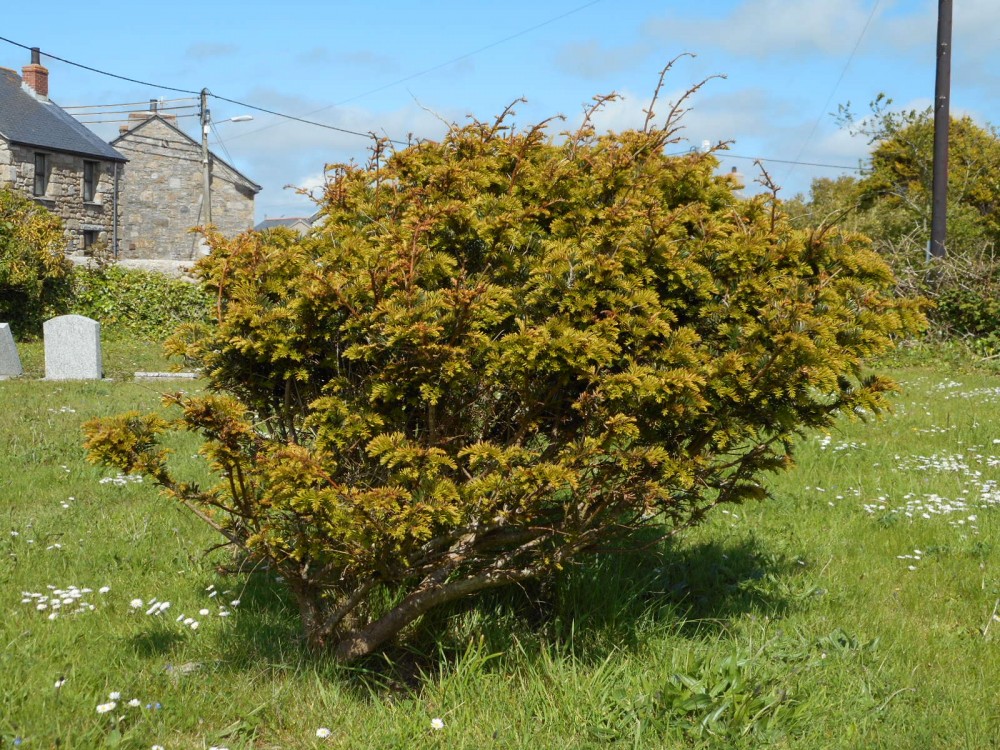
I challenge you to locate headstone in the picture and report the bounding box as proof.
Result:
[43,315,103,380]
[0,323,22,378]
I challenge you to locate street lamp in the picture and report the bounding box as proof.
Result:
[200,88,253,226]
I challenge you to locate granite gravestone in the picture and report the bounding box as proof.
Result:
[0,323,22,378]
[44,315,103,380]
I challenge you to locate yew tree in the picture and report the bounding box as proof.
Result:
[84,93,923,662]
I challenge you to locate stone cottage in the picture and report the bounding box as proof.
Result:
[0,49,127,256]
[112,110,261,260]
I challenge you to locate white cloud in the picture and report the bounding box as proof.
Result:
[185,42,239,60]
[554,39,654,79]
[645,0,886,59]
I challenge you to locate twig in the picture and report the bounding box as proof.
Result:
[873,687,915,713]
[982,598,999,637]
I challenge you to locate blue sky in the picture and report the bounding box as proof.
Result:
[3,1,996,221]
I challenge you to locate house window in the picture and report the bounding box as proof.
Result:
[33,153,48,196]
[83,161,99,202]
[83,230,99,254]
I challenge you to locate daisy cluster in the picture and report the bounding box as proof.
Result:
[95,690,163,714]
[940,385,1000,404]
[930,380,964,392]
[860,447,1000,533]
[19,584,110,619]
[99,473,144,486]
[863,492,982,530]
[129,585,239,631]
[896,548,925,571]
[816,435,866,452]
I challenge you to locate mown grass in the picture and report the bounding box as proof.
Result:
[1,341,999,748]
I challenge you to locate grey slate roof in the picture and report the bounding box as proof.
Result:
[0,67,126,162]
[255,217,312,231]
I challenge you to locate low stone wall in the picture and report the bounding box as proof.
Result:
[66,256,199,282]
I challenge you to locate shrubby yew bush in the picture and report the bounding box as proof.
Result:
[0,187,72,336]
[84,91,924,662]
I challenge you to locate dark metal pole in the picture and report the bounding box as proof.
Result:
[930,0,952,258]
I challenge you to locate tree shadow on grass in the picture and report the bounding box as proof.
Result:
[127,627,187,657]
[416,533,799,667]
[205,531,806,697]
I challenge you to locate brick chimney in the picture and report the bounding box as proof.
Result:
[122,99,178,131]
[22,47,48,99]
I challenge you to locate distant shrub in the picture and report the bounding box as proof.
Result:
[70,265,212,339]
[873,239,1000,355]
[0,187,72,337]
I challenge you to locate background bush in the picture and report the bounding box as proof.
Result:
[70,265,212,340]
[788,101,1000,353]
[0,187,73,337]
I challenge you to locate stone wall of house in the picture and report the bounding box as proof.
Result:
[0,140,119,256]
[114,118,256,260]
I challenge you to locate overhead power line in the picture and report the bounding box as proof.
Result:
[721,152,863,172]
[2,1,605,148]
[208,92,409,145]
[785,0,882,179]
[72,104,198,118]
[76,114,199,124]
[223,0,605,144]
[0,34,401,143]
[62,96,197,110]
[1,30,864,176]
[0,35,200,94]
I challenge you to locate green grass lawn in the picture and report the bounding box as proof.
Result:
[2,341,999,749]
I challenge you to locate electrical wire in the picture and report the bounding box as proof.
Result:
[207,92,409,145]
[720,152,863,172]
[784,0,881,179]
[74,114,199,124]
[0,34,401,144]
[73,104,198,117]
[1,27,864,176]
[62,97,197,110]
[224,0,606,143]
[0,35,201,94]
[210,121,236,169]
[3,0,607,147]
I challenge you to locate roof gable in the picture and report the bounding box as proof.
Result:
[0,67,126,162]
[113,115,261,193]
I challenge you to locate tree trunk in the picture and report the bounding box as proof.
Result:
[332,569,532,662]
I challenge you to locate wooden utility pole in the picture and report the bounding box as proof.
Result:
[200,88,212,226]
[930,0,952,258]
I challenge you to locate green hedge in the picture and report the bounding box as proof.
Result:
[70,266,212,339]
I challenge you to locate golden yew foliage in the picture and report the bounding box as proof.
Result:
[84,101,924,661]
